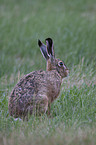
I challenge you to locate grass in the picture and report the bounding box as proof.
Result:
[0,0,96,144]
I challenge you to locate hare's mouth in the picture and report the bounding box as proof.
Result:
[64,69,69,77]
[66,69,69,74]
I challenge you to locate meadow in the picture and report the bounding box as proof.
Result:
[0,0,96,144]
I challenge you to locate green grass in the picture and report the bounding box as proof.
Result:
[0,0,96,144]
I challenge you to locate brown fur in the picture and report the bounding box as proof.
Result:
[8,38,69,119]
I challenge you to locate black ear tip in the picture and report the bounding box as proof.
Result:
[38,39,42,47]
[45,38,53,47]
[45,38,53,42]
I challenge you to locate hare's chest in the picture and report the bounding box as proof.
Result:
[47,79,61,103]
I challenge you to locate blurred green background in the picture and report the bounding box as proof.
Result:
[0,0,96,78]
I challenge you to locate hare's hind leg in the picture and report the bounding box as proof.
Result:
[36,94,48,115]
[25,95,48,118]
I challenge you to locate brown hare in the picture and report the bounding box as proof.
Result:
[8,38,69,119]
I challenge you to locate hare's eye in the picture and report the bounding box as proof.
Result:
[58,61,63,67]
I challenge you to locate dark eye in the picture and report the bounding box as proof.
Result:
[58,61,63,67]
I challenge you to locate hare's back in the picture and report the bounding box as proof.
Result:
[10,70,46,98]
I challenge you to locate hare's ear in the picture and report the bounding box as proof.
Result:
[45,38,55,59]
[38,39,49,60]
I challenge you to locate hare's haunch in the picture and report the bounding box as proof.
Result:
[8,38,69,119]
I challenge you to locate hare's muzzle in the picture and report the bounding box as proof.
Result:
[65,69,69,77]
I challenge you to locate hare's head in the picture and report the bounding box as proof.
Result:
[38,38,69,78]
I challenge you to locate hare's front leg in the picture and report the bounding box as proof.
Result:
[47,103,51,116]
